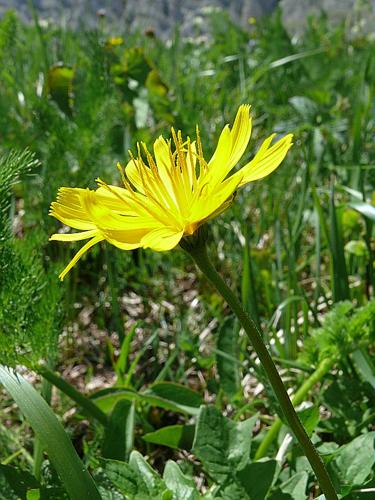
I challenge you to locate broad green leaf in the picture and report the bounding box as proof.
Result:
[100,459,142,497]
[349,201,375,222]
[329,432,375,496]
[236,460,278,499]
[0,464,39,500]
[102,400,135,461]
[92,383,202,416]
[101,452,172,499]
[280,472,308,499]
[269,472,308,500]
[214,480,248,499]
[145,382,203,409]
[143,424,195,450]
[163,461,200,500]
[0,366,100,500]
[216,317,240,397]
[192,406,256,483]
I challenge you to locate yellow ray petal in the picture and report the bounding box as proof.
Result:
[206,104,252,187]
[59,235,104,281]
[49,187,96,230]
[50,229,99,242]
[153,135,180,203]
[227,104,252,169]
[125,158,146,193]
[140,227,183,251]
[95,185,136,213]
[154,135,171,172]
[102,226,153,250]
[237,133,293,186]
[208,124,231,173]
[190,171,242,223]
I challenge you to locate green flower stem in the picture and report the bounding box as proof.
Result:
[38,366,108,426]
[255,356,335,460]
[186,243,338,500]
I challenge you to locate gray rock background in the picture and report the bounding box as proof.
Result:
[0,0,278,33]
[1,0,374,37]
[281,0,375,39]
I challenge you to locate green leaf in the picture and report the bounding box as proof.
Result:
[143,424,195,450]
[163,461,200,500]
[268,472,308,500]
[0,464,40,500]
[0,366,100,500]
[192,406,256,483]
[297,405,320,437]
[101,452,172,499]
[280,472,308,499]
[349,201,375,222]
[145,382,203,410]
[92,383,202,416]
[102,400,135,461]
[236,460,278,499]
[216,317,240,397]
[215,480,248,499]
[329,432,375,496]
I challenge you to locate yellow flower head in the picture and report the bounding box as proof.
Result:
[50,105,293,280]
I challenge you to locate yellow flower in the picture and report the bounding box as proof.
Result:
[50,105,293,280]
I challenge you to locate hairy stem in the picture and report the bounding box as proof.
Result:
[186,243,337,500]
[255,356,335,459]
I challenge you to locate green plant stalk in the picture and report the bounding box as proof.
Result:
[38,366,108,426]
[255,356,335,459]
[186,243,338,500]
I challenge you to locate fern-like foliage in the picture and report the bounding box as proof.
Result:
[0,149,62,368]
[0,148,40,241]
[300,300,375,366]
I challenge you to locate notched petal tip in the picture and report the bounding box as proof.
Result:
[238,131,294,186]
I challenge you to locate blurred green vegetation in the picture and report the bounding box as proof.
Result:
[1,6,375,498]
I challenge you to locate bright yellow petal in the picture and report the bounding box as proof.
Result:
[207,124,231,174]
[49,229,99,242]
[125,158,145,193]
[206,104,252,186]
[140,227,183,251]
[237,133,293,186]
[227,104,252,169]
[95,185,137,213]
[190,172,241,223]
[59,235,104,281]
[154,136,171,172]
[153,136,180,203]
[49,188,96,230]
[99,217,165,247]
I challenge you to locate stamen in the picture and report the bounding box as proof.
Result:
[116,162,128,188]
